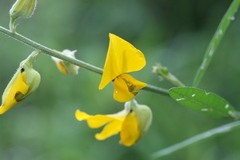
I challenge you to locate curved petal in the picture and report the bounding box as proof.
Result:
[113,77,135,102]
[95,118,124,140]
[75,109,91,120]
[121,45,146,74]
[0,71,29,114]
[113,74,147,102]
[120,74,147,91]
[99,33,146,90]
[56,61,68,74]
[120,111,140,146]
[75,110,114,128]
[52,50,79,75]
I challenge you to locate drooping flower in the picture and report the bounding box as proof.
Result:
[99,33,147,102]
[75,99,152,146]
[51,49,79,75]
[0,50,41,114]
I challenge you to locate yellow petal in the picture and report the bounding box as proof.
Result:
[75,110,115,128]
[95,118,123,140]
[99,33,146,90]
[55,61,68,74]
[75,109,128,141]
[51,50,79,75]
[120,111,140,146]
[113,74,147,102]
[120,74,147,91]
[0,71,29,114]
[113,76,135,102]
[125,99,152,137]
[75,109,91,120]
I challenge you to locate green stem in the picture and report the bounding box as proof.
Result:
[0,26,169,96]
[144,84,169,96]
[193,0,240,87]
[0,26,103,75]
[150,121,240,159]
[9,17,16,33]
[166,73,185,87]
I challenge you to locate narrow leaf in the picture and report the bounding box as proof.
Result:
[193,0,240,87]
[169,87,237,119]
[151,121,240,159]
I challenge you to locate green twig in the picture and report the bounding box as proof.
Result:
[0,26,169,96]
[0,26,103,75]
[144,84,169,96]
[193,0,240,87]
[150,121,240,159]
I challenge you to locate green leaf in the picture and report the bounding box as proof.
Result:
[151,121,240,159]
[169,87,238,119]
[192,0,240,87]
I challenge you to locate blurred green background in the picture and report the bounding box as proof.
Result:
[1,0,240,160]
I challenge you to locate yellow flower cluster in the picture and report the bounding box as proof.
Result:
[75,33,152,146]
[0,32,151,146]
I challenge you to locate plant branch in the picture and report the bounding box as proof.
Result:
[0,26,103,75]
[193,0,240,87]
[144,84,169,96]
[0,26,169,96]
[150,121,240,159]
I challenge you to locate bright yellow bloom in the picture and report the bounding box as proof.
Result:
[51,49,80,75]
[99,33,147,102]
[0,50,40,114]
[75,99,152,146]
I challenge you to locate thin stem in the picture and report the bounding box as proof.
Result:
[0,26,169,96]
[166,73,185,87]
[0,26,103,75]
[193,0,240,87]
[145,84,169,96]
[9,17,16,33]
[150,121,240,159]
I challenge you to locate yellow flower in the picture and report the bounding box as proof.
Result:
[0,50,40,114]
[51,49,80,75]
[99,33,147,102]
[75,99,152,146]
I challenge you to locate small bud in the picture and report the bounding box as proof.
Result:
[152,63,185,87]
[0,50,41,114]
[152,63,168,75]
[51,49,80,75]
[9,0,37,32]
[120,99,152,146]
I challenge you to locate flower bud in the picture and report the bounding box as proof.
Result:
[152,63,185,87]
[9,0,37,32]
[120,99,152,146]
[51,49,80,75]
[0,50,41,114]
